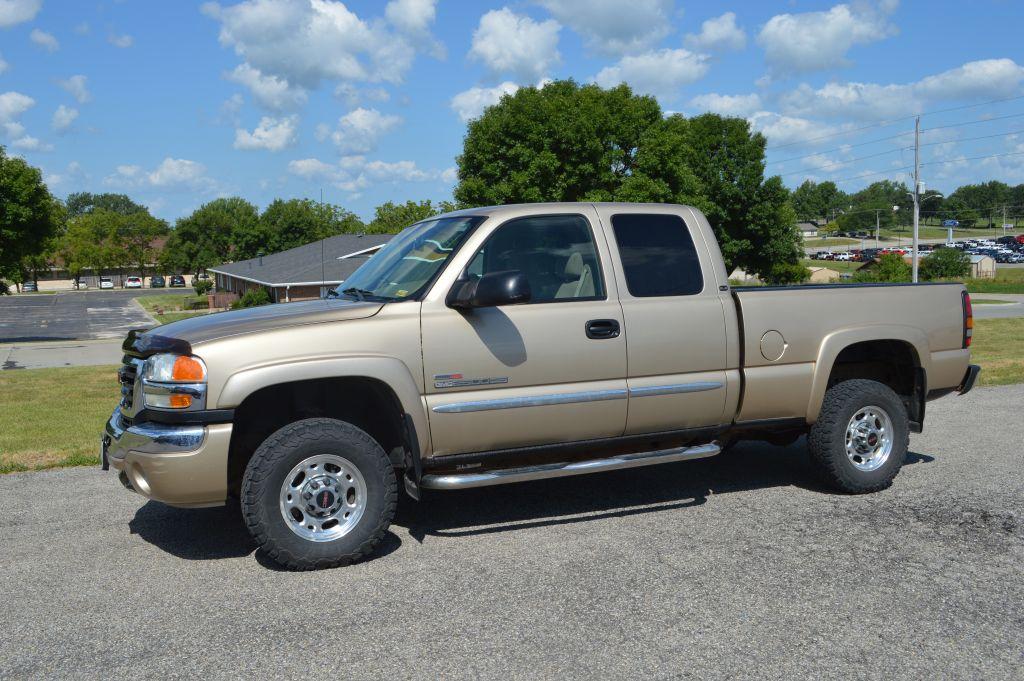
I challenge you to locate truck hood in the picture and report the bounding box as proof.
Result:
[124,299,383,355]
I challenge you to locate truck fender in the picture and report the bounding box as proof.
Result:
[216,356,430,460]
[805,325,930,423]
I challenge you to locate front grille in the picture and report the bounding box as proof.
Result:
[118,356,142,412]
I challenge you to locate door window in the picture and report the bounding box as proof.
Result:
[611,213,704,297]
[466,214,605,302]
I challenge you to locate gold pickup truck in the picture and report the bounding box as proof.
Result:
[102,203,980,570]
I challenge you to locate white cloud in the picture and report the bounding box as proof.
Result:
[323,107,402,154]
[450,81,519,122]
[0,53,7,74]
[0,91,33,124]
[287,157,335,179]
[51,104,78,132]
[11,134,51,151]
[537,0,671,55]
[364,159,429,181]
[227,63,307,111]
[204,0,431,111]
[0,0,41,28]
[780,59,1024,120]
[286,154,445,193]
[684,12,746,53]
[689,92,761,117]
[147,158,207,187]
[58,75,92,104]
[470,8,560,82]
[74,22,90,35]
[747,111,838,147]
[757,2,897,75]
[385,0,444,59]
[441,166,457,183]
[334,83,390,107]
[116,164,141,178]
[108,33,134,48]
[30,28,59,52]
[234,115,298,151]
[594,48,709,100]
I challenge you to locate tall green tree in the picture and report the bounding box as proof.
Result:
[367,199,452,234]
[920,247,971,281]
[65,192,149,217]
[454,81,803,283]
[0,147,65,288]
[792,180,847,222]
[257,199,363,255]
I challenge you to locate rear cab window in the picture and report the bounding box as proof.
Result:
[610,213,704,297]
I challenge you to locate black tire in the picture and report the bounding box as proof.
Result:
[241,418,397,570]
[807,379,909,494]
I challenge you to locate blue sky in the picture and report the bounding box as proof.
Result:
[2,0,1023,223]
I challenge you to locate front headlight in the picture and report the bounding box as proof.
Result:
[142,353,207,410]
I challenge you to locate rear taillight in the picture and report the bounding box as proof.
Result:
[962,290,973,348]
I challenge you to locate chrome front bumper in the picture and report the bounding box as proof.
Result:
[102,408,231,508]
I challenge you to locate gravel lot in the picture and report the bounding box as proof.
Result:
[0,385,1021,679]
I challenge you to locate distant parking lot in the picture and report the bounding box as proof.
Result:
[0,289,187,344]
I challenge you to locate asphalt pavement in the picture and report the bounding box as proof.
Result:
[0,384,1021,679]
[0,289,184,344]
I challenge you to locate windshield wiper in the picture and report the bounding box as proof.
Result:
[341,287,389,302]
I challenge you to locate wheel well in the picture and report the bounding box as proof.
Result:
[227,377,407,498]
[827,340,924,425]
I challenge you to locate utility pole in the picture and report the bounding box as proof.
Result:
[912,116,921,283]
[875,209,881,248]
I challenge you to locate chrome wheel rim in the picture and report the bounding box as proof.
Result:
[279,454,367,542]
[845,405,894,472]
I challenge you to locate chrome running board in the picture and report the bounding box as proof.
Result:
[419,442,721,490]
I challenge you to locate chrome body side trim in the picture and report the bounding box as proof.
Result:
[627,381,723,397]
[431,388,628,414]
[103,408,206,459]
[420,442,721,489]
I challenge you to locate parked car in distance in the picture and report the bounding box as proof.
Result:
[22,281,38,292]
[125,276,143,289]
[195,273,210,281]
[99,277,114,290]
[169,275,186,288]
[102,201,979,571]
[73,280,88,290]
[833,252,852,262]
[151,275,166,288]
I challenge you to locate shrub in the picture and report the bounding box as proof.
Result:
[232,287,271,309]
[856,253,911,283]
[764,262,811,285]
[920,248,971,281]
[193,279,213,295]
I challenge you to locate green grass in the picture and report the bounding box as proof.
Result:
[0,365,120,473]
[970,299,1013,305]
[964,268,1024,294]
[801,259,860,273]
[136,293,210,324]
[971,318,1024,386]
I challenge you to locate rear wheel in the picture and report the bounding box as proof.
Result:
[241,418,397,570]
[807,379,909,493]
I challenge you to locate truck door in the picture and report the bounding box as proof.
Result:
[420,208,628,456]
[593,206,730,434]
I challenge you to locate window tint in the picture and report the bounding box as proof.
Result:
[466,214,605,302]
[611,213,703,297]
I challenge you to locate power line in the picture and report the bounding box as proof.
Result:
[765,93,1024,150]
[828,149,1024,184]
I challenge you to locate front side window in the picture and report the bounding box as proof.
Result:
[611,213,704,297]
[335,216,484,301]
[465,214,605,303]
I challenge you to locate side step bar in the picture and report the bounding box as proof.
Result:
[420,442,721,490]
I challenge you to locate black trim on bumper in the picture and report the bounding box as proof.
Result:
[958,364,981,396]
[135,408,235,425]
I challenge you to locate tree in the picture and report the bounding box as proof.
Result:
[454,81,803,283]
[854,253,911,283]
[58,218,103,287]
[162,198,256,274]
[65,192,148,217]
[920,248,971,281]
[256,199,363,255]
[791,180,847,222]
[0,147,65,288]
[367,200,448,234]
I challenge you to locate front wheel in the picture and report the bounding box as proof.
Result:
[241,418,397,570]
[807,379,909,494]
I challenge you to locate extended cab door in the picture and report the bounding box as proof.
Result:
[593,206,731,434]
[420,208,628,456]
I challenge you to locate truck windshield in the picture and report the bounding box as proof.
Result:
[334,215,484,302]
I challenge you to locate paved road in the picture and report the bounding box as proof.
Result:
[971,293,1024,319]
[0,290,184,344]
[1,385,1021,679]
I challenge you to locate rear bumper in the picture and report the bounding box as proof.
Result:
[958,364,981,396]
[103,409,231,508]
